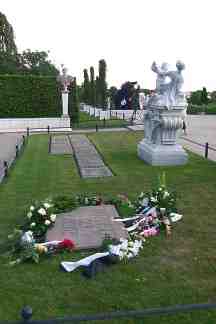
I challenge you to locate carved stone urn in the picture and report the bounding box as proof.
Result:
[137,105,188,165]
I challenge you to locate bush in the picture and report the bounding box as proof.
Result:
[187,103,216,115]
[187,104,203,114]
[205,104,216,114]
[0,75,62,118]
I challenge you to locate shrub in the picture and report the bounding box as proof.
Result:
[0,75,62,118]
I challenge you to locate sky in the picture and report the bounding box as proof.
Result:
[1,0,216,91]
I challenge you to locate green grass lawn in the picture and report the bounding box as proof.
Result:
[72,111,129,129]
[0,131,216,323]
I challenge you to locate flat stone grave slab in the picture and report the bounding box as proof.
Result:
[68,134,113,178]
[74,147,98,154]
[69,135,90,145]
[46,205,128,249]
[76,156,105,168]
[50,135,73,154]
[80,167,113,178]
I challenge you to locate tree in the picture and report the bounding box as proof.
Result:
[89,66,96,106]
[0,52,19,74]
[131,85,140,111]
[69,77,79,123]
[187,90,202,105]
[83,68,90,104]
[109,86,118,109]
[95,76,100,107]
[201,87,208,105]
[98,59,107,109]
[210,91,216,102]
[21,49,59,76]
[0,12,20,74]
[0,12,59,75]
[0,12,17,54]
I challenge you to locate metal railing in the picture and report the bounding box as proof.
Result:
[181,136,216,159]
[2,303,215,323]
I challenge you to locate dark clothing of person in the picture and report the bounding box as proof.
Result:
[182,120,187,134]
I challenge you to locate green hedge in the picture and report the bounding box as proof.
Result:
[187,104,216,115]
[0,75,62,118]
[205,106,216,114]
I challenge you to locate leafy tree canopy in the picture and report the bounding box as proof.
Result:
[0,11,17,54]
[21,49,59,76]
[0,12,58,76]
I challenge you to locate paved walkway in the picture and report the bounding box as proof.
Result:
[0,133,24,181]
[178,115,216,161]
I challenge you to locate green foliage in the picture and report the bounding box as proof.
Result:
[201,87,208,105]
[210,91,216,102]
[20,49,59,76]
[0,133,216,322]
[0,12,17,54]
[69,77,80,122]
[205,104,216,114]
[131,86,140,110]
[6,229,23,254]
[22,200,56,239]
[7,230,40,265]
[158,171,167,188]
[0,75,61,117]
[83,68,90,104]
[187,103,216,115]
[134,176,177,217]
[52,195,79,213]
[98,59,107,108]
[89,66,96,106]
[187,90,202,105]
[109,86,118,109]
[0,52,21,74]
[95,76,101,107]
[0,12,58,76]
[187,104,202,114]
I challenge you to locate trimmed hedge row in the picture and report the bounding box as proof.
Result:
[0,75,62,118]
[187,104,216,115]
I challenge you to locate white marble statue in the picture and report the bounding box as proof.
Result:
[153,62,169,94]
[148,60,186,108]
[57,66,73,92]
[137,60,188,166]
[57,66,73,116]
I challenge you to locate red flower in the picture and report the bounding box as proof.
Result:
[57,239,75,251]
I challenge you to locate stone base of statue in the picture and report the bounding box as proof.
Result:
[137,105,188,166]
[137,140,188,166]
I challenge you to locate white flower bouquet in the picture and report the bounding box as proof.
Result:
[23,199,56,240]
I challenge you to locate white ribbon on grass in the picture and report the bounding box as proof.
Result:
[61,252,109,272]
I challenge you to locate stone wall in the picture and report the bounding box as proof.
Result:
[0,117,70,132]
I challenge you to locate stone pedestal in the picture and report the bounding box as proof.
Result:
[137,140,188,165]
[137,106,188,166]
[62,92,69,117]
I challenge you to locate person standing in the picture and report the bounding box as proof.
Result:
[182,119,187,135]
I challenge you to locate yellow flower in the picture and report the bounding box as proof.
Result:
[35,244,48,254]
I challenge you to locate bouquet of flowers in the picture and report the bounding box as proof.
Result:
[116,173,181,238]
[23,199,56,240]
[7,229,76,265]
[134,172,177,221]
